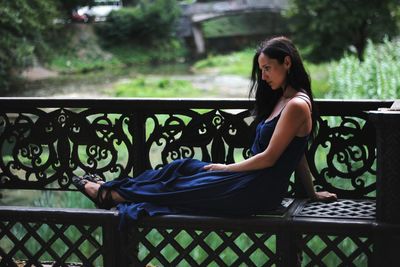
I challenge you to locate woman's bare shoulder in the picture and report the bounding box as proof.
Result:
[284,96,311,117]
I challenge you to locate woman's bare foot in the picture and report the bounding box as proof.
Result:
[84,181,101,199]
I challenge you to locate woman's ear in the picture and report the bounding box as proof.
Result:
[284,56,292,70]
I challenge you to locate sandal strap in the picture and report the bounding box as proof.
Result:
[96,186,115,210]
[72,176,99,207]
[83,173,105,183]
[72,176,89,190]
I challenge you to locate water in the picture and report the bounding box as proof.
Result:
[9,63,250,98]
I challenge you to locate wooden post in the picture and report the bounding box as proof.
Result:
[369,109,400,223]
[132,112,147,177]
[368,107,400,266]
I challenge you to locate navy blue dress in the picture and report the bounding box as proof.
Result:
[101,114,308,228]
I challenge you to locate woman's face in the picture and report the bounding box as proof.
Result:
[258,53,291,90]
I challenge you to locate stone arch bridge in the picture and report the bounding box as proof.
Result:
[178,0,288,55]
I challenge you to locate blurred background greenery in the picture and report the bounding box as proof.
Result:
[1,0,399,99]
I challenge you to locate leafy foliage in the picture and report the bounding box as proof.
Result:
[327,38,400,99]
[285,0,399,62]
[108,39,187,65]
[0,0,60,91]
[96,0,181,45]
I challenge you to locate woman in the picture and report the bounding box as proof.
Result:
[73,36,337,227]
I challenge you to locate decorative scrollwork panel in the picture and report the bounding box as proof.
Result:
[0,109,134,190]
[308,116,376,198]
[145,109,256,170]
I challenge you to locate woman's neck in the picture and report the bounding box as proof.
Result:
[282,86,297,99]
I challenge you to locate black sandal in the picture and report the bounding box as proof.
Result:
[83,173,105,184]
[72,176,98,207]
[96,186,116,210]
[72,175,116,209]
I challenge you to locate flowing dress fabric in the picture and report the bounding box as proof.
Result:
[101,114,308,228]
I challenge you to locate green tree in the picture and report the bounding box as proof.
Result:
[0,0,60,91]
[121,0,139,6]
[285,0,399,62]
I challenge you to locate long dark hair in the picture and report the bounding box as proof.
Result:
[249,36,318,139]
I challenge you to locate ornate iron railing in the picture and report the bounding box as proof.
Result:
[0,98,391,197]
[0,98,395,267]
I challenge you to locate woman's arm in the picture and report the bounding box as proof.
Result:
[204,98,309,172]
[296,154,337,201]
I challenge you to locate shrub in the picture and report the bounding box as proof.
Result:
[108,38,187,66]
[96,0,181,45]
[327,38,400,99]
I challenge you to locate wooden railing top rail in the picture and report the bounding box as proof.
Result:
[0,97,393,112]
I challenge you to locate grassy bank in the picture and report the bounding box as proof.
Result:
[46,44,331,98]
[192,49,330,98]
[113,76,203,98]
[48,42,188,75]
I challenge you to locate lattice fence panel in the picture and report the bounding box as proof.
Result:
[125,227,278,267]
[0,221,104,267]
[298,234,373,267]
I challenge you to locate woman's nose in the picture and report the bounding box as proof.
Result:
[261,72,268,80]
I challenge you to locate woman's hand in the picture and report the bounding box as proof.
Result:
[312,191,338,202]
[203,163,228,171]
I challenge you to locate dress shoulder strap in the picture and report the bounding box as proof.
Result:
[292,93,312,112]
[267,92,312,123]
